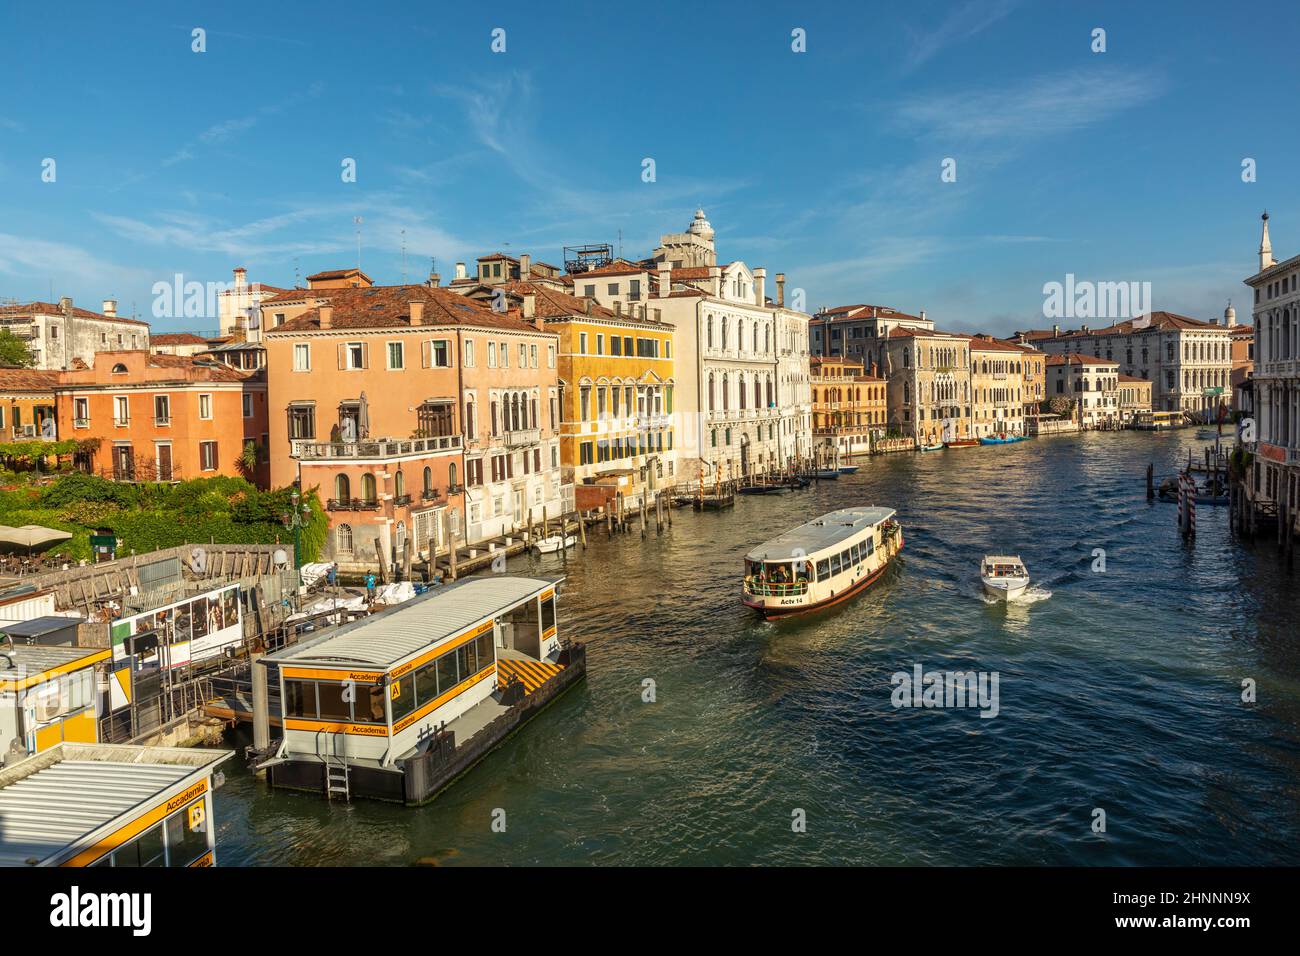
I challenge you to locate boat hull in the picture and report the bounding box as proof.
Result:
[813,470,840,479]
[981,576,1029,601]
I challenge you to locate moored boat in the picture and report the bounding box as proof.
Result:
[534,533,577,553]
[979,434,1023,445]
[945,438,980,448]
[919,442,945,452]
[813,468,840,479]
[980,554,1029,601]
[742,506,903,618]
[838,465,859,474]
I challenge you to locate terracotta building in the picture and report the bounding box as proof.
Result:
[263,281,563,567]
[810,356,887,459]
[53,351,268,484]
[0,369,59,442]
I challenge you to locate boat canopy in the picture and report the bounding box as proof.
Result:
[745,507,896,563]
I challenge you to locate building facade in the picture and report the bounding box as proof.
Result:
[1117,374,1154,423]
[1244,212,1300,515]
[0,369,58,441]
[0,299,150,371]
[1045,354,1120,429]
[1016,312,1232,415]
[810,357,886,459]
[968,337,1028,438]
[882,328,973,444]
[54,351,267,484]
[809,304,935,363]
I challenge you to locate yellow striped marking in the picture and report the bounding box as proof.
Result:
[496,658,562,695]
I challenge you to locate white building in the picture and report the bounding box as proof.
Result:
[1046,353,1119,428]
[0,298,150,370]
[1017,311,1232,416]
[217,267,289,342]
[578,210,813,481]
[1244,211,1299,515]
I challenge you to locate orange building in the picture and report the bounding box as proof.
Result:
[263,281,562,567]
[53,351,268,485]
[0,368,59,442]
[810,357,887,459]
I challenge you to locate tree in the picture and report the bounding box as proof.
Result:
[0,329,35,368]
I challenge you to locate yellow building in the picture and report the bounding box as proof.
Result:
[0,645,108,756]
[505,282,675,509]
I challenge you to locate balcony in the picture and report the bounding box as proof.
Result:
[393,493,412,506]
[113,417,130,428]
[292,434,462,462]
[503,427,541,447]
[154,417,171,427]
[326,498,381,512]
[73,417,89,429]
[421,488,442,502]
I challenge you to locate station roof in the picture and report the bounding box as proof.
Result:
[0,743,231,867]
[0,645,110,691]
[746,507,896,562]
[270,576,562,670]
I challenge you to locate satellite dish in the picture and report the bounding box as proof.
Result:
[190,547,207,573]
[273,548,289,567]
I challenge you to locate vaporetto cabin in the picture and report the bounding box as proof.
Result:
[255,575,585,804]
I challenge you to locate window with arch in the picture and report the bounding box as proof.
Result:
[336,523,354,554]
[361,473,377,503]
[395,520,407,555]
[394,469,405,500]
[423,466,433,497]
[708,373,715,411]
[738,374,747,409]
[334,473,350,501]
[707,315,714,348]
[448,461,458,489]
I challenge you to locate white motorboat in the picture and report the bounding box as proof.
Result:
[980,554,1029,601]
[534,533,577,554]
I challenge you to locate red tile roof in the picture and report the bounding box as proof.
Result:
[0,302,149,327]
[268,284,546,334]
[306,268,372,282]
[1046,353,1118,367]
[0,368,59,391]
[151,333,211,346]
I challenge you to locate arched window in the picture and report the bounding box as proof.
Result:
[753,377,761,408]
[722,373,729,410]
[722,318,729,350]
[361,473,377,503]
[395,520,407,555]
[707,315,714,348]
[334,473,350,502]
[423,466,433,496]
[336,523,354,554]
[708,373,715,411]
[448,462,458,489]
[738,374,747,409]
[394,469,405,500]
[111,363,128,374]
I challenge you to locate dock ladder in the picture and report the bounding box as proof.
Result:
[317,730,351,802]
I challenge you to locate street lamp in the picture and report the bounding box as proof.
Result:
[281,491,312,573]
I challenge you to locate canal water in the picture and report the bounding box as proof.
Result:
[215,431,1300,865]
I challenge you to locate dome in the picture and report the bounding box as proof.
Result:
[688,208,714,238]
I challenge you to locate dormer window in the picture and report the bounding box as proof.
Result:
[111,363,128,373]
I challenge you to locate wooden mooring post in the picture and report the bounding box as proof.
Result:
[1146,463,1154,502]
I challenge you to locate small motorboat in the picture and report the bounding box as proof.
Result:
[945,438,980,448]
[980,554,1030,601]
[813,468,840,480]
[979,434,1023,445]
[533,533,577,553]
[838,465,859,474]
[919,443,945,452]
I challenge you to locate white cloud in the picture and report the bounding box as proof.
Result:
[903,0,1019,70]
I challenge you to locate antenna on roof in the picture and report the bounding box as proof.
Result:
[401,228,407,284]
[354,216,364,271]
[294,256,301,287]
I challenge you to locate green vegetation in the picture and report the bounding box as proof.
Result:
[0,473,328,563]
[0,329,36,368]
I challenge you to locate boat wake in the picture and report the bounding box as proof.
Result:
[979,586,1052,606]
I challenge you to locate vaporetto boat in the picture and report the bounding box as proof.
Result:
[742,506,903,618]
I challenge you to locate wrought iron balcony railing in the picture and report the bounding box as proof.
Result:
[293,434,462,461]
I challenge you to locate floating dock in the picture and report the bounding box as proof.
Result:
[251,575,585,805]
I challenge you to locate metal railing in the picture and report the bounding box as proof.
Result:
[326,497,381,511]
[292,434,462,460]
[503,427,541,447]
[743,579,809,597]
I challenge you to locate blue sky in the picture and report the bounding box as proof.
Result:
[1,0,1296,336]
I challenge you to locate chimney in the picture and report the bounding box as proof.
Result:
[775,273,786,308]
[658,264,671,299]
[101,299,117,317]
[1053,323,1060,337]
[614,301,622,316]
[233,267,247,290]
[59,296,72,317]
[454,262,468,281]
[708,266,722,297]
[520,254,531,280]
[522,293,536,319]
[753,268,766,307]
[584,299,593,316]
[409,301,424,325]
[920,309,927,322]
[428,270,441,287]
[319,305,333,329]
[871,361,879,378]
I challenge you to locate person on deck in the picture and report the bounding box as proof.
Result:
[365,570,377,603]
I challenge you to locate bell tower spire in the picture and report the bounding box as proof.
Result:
[1260,210,1276,271]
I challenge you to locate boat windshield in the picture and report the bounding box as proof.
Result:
[984,563,1024,577]
[745,559,813,583]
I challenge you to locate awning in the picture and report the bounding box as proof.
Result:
[0,525,74,554]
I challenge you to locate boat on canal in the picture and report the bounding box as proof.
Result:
[945,438,980,448]
[980,554,1030,601]
[742,506,903,617]
[919,442,945,452]
[979,434,1024,445]
[838,465,860,474]
[534,532,576,553]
